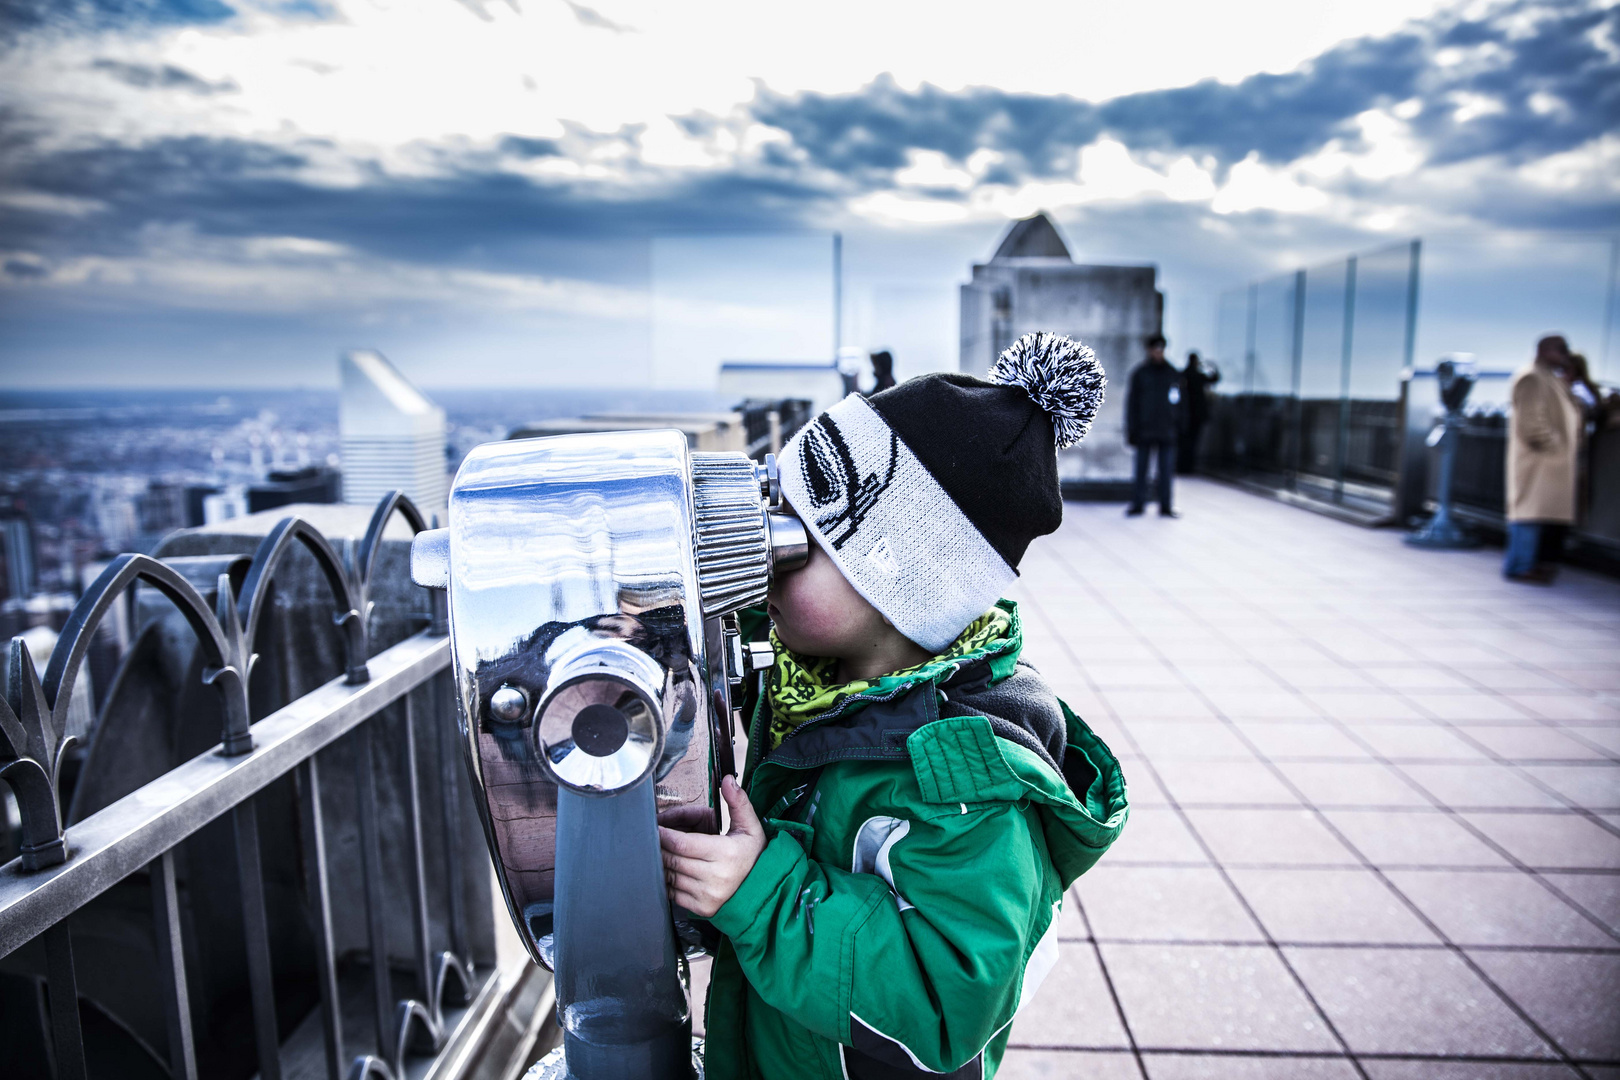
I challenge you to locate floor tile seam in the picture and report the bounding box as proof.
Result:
[1071,886,1151,1079]
[1000,1042,1136,1053]
[1308,606,1620,829]
[1107,859,1620,874]
[1169,663,1612,1066]
[1409,667,1620,761]
[1007,1042,1620,1065]
[1226,658,1620,1057]
[1406,718,1620,829]
[1082,938,1620,954]
[1062,525,1345,679]
[1029,573,1371,1079]
[1388,692,1620,840]
[1131,1048,1620,1065]
[1228,647,1620,946]
[1138,800,1616,815]
[1064,563,1606,1075]
[1443,659,1588,697]
[1022,590,1152,1080]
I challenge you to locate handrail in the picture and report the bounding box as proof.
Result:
[0,629,449,958]
[0,490,499,1080]
[0,489,432,872]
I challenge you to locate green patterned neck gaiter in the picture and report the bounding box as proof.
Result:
[765,606,1013,751]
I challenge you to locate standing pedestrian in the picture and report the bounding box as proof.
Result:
[1177,351,1220,474]
[1503,335,1583,584]
[869,350,897,393]
[1126,333,1180,517]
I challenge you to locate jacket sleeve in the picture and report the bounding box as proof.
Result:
[1513,375,1562,454]
[710,796,1051,1074]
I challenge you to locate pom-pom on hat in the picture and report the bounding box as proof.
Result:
[778,332,1106,652]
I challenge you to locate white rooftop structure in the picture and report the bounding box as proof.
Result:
[339,350,448,513]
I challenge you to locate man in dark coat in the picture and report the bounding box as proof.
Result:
[1126,333,1179,517]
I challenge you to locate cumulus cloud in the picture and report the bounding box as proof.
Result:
[90,58,236,93]
[0,223,655,316]
[0,0,236,38]
[747,0,1616,198]
[0,0,1612,384]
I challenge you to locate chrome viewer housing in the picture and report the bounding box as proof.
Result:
[408,430,806,974]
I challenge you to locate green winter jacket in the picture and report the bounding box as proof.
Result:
[703,600,1129,1080]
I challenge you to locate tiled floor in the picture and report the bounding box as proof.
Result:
[997,479,1620,1078]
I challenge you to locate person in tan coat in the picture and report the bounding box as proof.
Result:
[1503,335,1583,583]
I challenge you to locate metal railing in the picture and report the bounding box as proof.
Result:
[0,493,510,1080]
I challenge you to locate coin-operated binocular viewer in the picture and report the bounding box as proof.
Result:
[1407,353,1481,550]
[410,431,808,1079]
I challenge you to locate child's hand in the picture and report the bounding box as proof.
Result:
[659,775,766,918]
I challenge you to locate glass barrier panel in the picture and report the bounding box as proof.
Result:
[1251,273,1297,398]
[1216,286,1251,392]
[1348,241,1415,402]
[1414,234,1615,385]
[1298,259,1350,484]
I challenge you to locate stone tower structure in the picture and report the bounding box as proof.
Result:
[960,212,1163,491]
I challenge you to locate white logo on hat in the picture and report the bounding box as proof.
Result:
[865,536,900,578]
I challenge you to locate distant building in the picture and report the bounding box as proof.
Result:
[247,466,343,514]
[136,481,188,537]
[201,487,249,526]
[184,484,220,528]
[0,508,37,602]
[339,350,448,512]
[960,212,1163,492]
[92,477,143,553]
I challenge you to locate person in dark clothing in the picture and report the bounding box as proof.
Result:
[1126,333,1179,517]
[869,350,897,393]
[1177,351,1219,474]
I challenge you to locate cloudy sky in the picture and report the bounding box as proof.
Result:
[0,0,1614,388]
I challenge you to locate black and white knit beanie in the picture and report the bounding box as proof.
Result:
[779,331,1105,652]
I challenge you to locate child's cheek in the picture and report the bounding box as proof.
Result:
[775,578,847,653]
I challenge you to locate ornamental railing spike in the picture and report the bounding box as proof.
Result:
[0,638,71,870]
[345,1055,396,1080]
[237,516,366,687]
[347,491,428,683]
[0,491,434,873]
[357,490,428,588]
[388,948,475,1072]
[206,571,255,755]
[5,553,241,868]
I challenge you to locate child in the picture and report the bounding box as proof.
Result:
[660,332,1129,1080]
